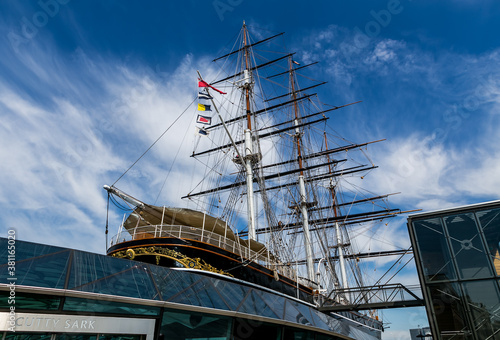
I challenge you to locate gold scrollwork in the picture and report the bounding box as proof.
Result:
[110,246,233,277]
[126,248,135,259]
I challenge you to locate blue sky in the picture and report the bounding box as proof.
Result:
[2,0,500,338]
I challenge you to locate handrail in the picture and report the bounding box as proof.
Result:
[108,224,294,278]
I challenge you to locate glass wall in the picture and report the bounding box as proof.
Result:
[0,237,381,340]
[232,318,281,340]
[476,208,500,276]
[4,333,52,340]
[160,309,231,340]
[158,309,345,340]
[412,217,457,282]
[408,202,500,340]
[1,327,345,340]
[0,307,345,340]
[2,334,144,340]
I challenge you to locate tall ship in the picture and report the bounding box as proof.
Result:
[104,23,404,337]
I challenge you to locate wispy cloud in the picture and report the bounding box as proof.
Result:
[0,24,213,252]
[299,25,500,211]
[290,26,500,313]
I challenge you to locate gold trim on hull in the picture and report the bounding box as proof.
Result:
[111,246,234,277]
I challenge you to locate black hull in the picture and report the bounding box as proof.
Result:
[107,237,315,303]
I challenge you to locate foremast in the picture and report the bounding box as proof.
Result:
[241,22,257,241]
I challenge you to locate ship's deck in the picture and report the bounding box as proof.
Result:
[109,223,296,279]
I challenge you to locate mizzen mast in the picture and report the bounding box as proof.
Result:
[289,56,315,282]
[324,133,349,298]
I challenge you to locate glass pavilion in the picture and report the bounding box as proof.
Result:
[0,238,382,340]
[408,200,500,340]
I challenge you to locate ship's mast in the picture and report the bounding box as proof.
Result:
[324,134,349,295]
[289,57,315,282]
[242,22,257,241]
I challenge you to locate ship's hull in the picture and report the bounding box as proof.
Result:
[107,237,315,303]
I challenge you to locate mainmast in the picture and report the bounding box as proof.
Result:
[242,22,257,241]
[289,57,315,282]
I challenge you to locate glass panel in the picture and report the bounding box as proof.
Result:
[63,297,160,316]
[154,266,226,304]
[211,277,251,311]
[98,335,142,340]
[282,327,313,340]
[69,252,159,300]
[0,238,8,263]
[0,238,66,263]
[237,290,279,319]
[169,277,230,310]
[444,213,493,279]
[462,280,500,340]
[4,250,71,288]
[316,334,341,340]
[0,291,60,310]
[427,282,470,335]
[56,334,98,340]
[286,300,314,326]
[257,290,286,320]
[160,308,231,340]
[232,318,281,340]
[307,310,332,331]
[282,300,315,327]
[412,218,457,281]
[477,208,500,276]
[5,333,52,340]
[150,266,191,301]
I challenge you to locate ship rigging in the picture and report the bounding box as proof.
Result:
[104,23,420,319]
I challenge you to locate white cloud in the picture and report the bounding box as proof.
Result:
[299,24,500,210]
[367,128,500,213]
[291,24,500,298]
[369,135,456,200]
[365,39,405,66]
[0,33,215,253]
[0,84,123,252]
[2,15,499,314]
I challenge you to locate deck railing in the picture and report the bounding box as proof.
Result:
[108,224,295,278]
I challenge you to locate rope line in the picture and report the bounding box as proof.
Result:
[112,97,197,186]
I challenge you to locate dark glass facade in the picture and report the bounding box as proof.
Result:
[408,201,500,340]
[3,334,143,340]
[0,238,381,340]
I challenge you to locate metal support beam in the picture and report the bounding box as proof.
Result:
[318,283,424,312]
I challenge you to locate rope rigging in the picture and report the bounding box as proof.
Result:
[111,96,197,187]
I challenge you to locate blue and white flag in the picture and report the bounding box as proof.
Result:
[198,92,213,100]
[196,127,210,136]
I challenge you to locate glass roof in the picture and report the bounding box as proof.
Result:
[0,237,381,340]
